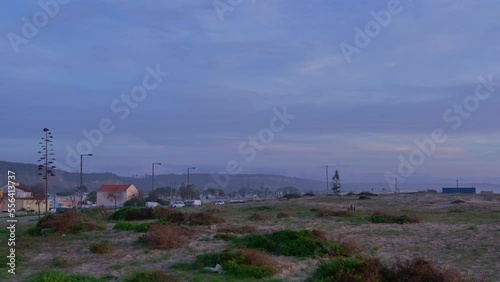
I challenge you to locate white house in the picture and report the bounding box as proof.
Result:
[96,184,138,208]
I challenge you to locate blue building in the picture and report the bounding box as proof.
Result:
[442,187,476,194]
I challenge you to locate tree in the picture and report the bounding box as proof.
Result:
[332,170,341,195]
[87,191,97,204]
[30,183,46,219]
[106,192,122,210]
[178,183,198,200]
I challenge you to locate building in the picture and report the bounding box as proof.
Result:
[442,187,476,194]
[1,183,51,213]
[96,184,139,208]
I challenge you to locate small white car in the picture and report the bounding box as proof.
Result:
[170,201,185,208]
[214,200,225,205]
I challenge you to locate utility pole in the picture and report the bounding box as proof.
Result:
[80,154,92,209]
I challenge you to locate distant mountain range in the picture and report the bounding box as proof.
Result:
[0,160,324,193]
[2,160,499,194]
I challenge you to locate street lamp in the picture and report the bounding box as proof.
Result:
[152,162,162,196]
[80,153,93,209]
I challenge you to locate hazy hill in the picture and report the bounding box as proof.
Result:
[0,160,323,193]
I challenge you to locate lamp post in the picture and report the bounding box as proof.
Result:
[80,154,92,209]
[152,162,162,197]
[187,167,195,199]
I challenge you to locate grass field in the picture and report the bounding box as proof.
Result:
[1,193,499,281]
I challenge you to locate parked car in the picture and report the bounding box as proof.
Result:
[170,201,185,208]
[145,201,160,208]
[215,200,225,205]
[184,200,202,207]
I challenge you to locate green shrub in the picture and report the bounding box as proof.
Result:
[89,242,114,254]
[123,198,146,207]
[113,221,149,232]
[110,207,155,221]
[282,193,301,199]
[50,257,76,268]
[28,270,106,282]
[195,249,277,279]
[123,270,179,282]
[235,230,350,257]
[214,233,237,241]
[307,257,381,282]
[170,262,198,271]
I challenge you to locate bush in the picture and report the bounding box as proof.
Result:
[89,242,114,254]
[123,270,179,282]
[28,270,106,282]
[195,249,278,279]
[34,211,103,235]
[218,225,257,234]
[316,209,355,218]
[249,213,272,221]
[369,211,421,224]
[307,257,381,282]
[141,224,194,249]
[235,230,351,257]
[123,198,146,207]
[113,221,149,232]
[214,233,237,241]
[277,212,292,218]
[110,207,155,221]
[303,192,316,197]
[282,193,301,199]
[157,212,225,226]
[385,257,470,282]
[153,207,176,218]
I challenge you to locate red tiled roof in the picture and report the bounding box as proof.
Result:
[98,184,132,192]
[15,185,33,193]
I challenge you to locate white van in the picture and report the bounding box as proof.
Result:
[184,200,202,207]
[145,202,160,208]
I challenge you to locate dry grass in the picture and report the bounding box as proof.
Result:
[142,224,195,249]
[369,211,422,224]
[385,256,472,282]
[153,207,176,218]
[89,242,114,254]
[159,211,225,225]
[38,210,104,234]
[277,212,292,218]
[249,213,272,221]
[315,208,355,217]
[218,224,258,234]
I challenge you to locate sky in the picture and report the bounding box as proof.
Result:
[1,0,500,186]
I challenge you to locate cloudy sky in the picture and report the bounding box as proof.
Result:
[1,0,499,185]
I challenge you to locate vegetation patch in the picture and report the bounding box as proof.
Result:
[248,206,275,211]
[308,256,470,282]
[32,211,104,235]
[153,207,176,218]
[452,200,466,204]
[113,221,149,232]
[277,212,292,218]
[249,213,272,221]
[218,225,258,234]
[235,230,352,257]
[140,224,194,249]
[123,270,179,282]
[157,211,224,226]
[50,257,78,268]
[89,242,114,254]
[27,270,107,282]
[316,209,355,218]
[369,211,421,224]
[195,249,278,279]
[214,233,237,241]
[282,193,301,199]
[110,207,155,221]
[307,257,381,282]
